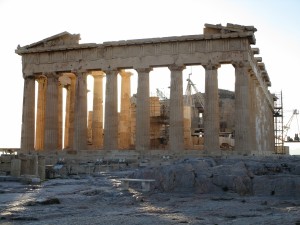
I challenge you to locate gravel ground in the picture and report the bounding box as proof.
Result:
[0,170,300,225]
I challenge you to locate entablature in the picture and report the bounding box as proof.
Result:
[21,36,251,68]
[17,23,272,109]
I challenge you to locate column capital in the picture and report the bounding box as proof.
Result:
[135,67,152,74]
[103,68,119,75]
[59,75,72,86]
[73,71,89,81]
[232,61,250,69]
[36,75,47,84]
[119,69,133,78]
[37,74,47,79]
[43,71,60,80]
[91,70,105,78]
[23,73,36,79]
[24,75,36,80]
[168,64,185,71]
[203,61,220,70]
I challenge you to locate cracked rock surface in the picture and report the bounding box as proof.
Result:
[0,156,300,225]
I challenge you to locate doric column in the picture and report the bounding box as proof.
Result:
[234,61,252,154]
[169,65,185,152]
[203,62,220,153]
[73,71,88,151]
[91,71,105,149]
[103,69,119,150]
[58,82,63,150]
[249,72,258,153]
[44,72,59,151]
[20,76,36,153]
[87,111,93,145]
[35,76,46,150]
[64,75,76,149]
[135,68,152,151]
[119,70,133,149]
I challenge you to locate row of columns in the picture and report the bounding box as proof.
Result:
[20,61,259,154]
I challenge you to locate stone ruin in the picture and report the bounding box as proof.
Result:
[1,23,277,180]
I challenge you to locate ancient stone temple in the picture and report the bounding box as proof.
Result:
[15,23,274,157]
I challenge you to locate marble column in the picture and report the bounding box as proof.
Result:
[103,69,119,150]
[234,61,252,154]
[64,75,76,149]
[249,72,258,153]
[135,68,152,151]
[35,76,46,150]
[91,71,105,149]
[44,72,59,151]
[73,71,88,151]
[253,78,262,153]
[20,76,36,153]
[203,63,220,153]
[58,82,63,150]
[119,70,133,149]
[87,111,93,145]
[169,65,185,152]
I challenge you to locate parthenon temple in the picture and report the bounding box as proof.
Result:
[15,23,275,160]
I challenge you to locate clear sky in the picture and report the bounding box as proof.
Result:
[0,0,300,154]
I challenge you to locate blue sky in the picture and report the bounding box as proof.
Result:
[0,0,300,154]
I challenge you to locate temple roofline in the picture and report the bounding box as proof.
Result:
[16,23,256,55]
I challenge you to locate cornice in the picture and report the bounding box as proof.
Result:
[16,31,255,55]
[15,43,98,55]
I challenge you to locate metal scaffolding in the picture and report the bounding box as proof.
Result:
[273,91,284,154]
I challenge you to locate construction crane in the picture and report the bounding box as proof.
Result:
[184,74,205,109]
[156,88,168,100]
[283,109,300,141]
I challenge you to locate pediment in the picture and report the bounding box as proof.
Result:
[19,31,80,50]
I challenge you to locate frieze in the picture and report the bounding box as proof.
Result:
[39,53,50,64]
[112,46,128,58]
[104,47,113,59]
[144,44,155,55]
[229,39,242,51]
[67,50,79,61]
[125,45,141,58]
[22,37,252,68]
[154,43,161,55]
[97,47,105,58]
[195,41,206,52]
[178,42,190,54]
[205,40,212,52]
[52,52,64,63]
[24,54,39,64]
[160,43,173,55]
[82,48,97,60]
[212,40,226,52]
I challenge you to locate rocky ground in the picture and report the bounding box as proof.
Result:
[0,155,300,225]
